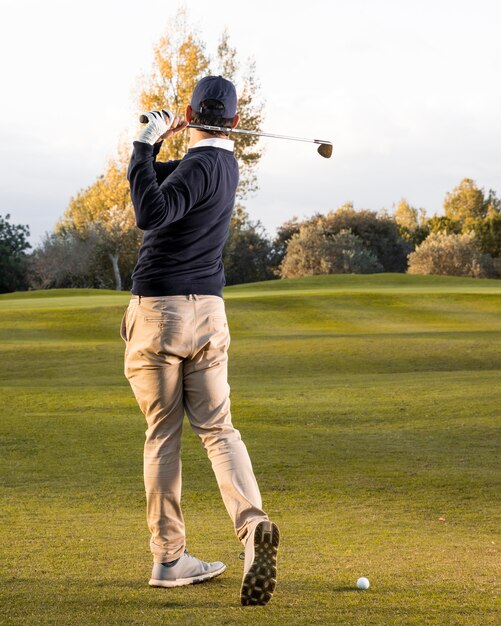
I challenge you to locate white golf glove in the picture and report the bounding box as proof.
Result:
[135,109,174,145]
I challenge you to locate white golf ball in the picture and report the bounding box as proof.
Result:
[356,577,370,590]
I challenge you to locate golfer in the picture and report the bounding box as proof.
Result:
[120,76,279,606]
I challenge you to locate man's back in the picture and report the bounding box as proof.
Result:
[127,140,239,297]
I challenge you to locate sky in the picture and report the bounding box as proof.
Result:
[0,0,500,246]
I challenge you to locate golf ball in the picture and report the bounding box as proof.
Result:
[356,577,370,590]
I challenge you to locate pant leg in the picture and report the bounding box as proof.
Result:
[183,296,268,544]
[123,296,190,563]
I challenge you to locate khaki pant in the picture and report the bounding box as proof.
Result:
[120,294,268,563]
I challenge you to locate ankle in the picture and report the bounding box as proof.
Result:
[161,557,180,567]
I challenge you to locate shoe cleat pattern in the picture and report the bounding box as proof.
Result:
[241,521,280,606]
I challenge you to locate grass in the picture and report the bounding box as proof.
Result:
[0,274,500,625]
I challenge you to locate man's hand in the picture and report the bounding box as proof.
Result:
[157,113,188,142]
[135,110,188,146]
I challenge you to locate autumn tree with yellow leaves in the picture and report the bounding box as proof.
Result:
[56,143,141,290]
[133,11,264,202]
[50,8,265,290]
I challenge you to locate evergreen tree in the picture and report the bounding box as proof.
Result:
[0,214,30,293]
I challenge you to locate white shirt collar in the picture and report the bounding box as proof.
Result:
[191,137,234,152]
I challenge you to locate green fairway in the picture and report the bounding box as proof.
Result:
[0,274,500,625]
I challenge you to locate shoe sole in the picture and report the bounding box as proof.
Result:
[149,564,226,588]
[240,521,280,606]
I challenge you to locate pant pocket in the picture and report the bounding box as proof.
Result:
[209,314,230,351]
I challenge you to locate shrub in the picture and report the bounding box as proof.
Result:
[280,225,383,279]
[27,232,104,289]
[407,231,496,278]
[322,205,410,272]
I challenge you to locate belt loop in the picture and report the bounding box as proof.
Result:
[138,295,142,304]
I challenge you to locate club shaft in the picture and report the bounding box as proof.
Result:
[187,123,331,146]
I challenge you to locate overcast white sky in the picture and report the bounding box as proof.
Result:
[0,0,500,245]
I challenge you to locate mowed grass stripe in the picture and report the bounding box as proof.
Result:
[1,274,500,309]
[0,274,500,625]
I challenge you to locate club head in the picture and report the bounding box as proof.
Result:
[317,143,333,159]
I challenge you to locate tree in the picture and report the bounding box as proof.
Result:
[57,143,142,290]
[87,204,140,291]
[426,215,462,235]
[214,29,265,201]
[471,214,501,258]
[133,11,264,203]
[274,205,409,277]
[444,178,492,227]
[52,9,266,291]
[132,8,209,163]
[429,180,501,261]
[280,224,382,279]
[395,198,419,231]
[270,217,301,274]
[407,231,495,278]
[394,198,429,248]
[321,204,410,272]
[28,231,101,290]
[485,188,501,216]
[223,211,274,285]
[0,214,31,293]
[132,10,266,286]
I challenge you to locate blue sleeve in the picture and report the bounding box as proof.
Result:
[151,141,180,184]
[127,141,210,231]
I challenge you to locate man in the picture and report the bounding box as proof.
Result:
[121,76,279,606]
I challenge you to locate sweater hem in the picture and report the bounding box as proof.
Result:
[131,279,224,298]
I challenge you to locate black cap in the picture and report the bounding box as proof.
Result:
[190,75,237,118]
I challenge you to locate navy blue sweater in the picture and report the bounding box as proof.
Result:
[127,140,239,297]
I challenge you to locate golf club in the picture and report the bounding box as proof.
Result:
[139,113,333,159]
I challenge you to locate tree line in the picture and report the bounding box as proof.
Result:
[278,178,501,280]
[1,176,500,294]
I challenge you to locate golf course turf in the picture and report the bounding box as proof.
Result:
[0,273,499,625]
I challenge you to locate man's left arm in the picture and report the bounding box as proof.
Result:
[152,141,180,185]
[127,143,210,230]
[127,110,201,229]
